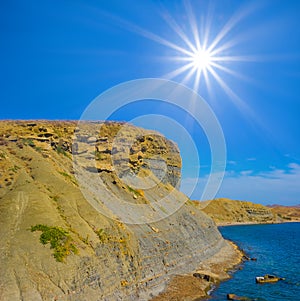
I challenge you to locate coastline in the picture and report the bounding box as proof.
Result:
[150,221,300,301]
[151,240,244,301]
[217,220,300,227]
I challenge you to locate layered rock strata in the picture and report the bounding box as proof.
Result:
[0,121,228,301]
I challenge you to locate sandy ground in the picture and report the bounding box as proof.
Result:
[151,240,243,301]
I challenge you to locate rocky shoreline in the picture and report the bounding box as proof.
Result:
[217,220,300,227]
[150,240,244,301]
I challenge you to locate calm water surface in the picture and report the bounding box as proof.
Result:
[208,223,300,301]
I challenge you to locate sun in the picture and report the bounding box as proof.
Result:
[190,49,213,71]
[116,0,255,107]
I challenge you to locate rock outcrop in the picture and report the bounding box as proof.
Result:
[0,121,231,301]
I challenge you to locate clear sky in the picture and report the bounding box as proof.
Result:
[1,0,300,205]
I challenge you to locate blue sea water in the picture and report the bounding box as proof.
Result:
[208,223,300,301]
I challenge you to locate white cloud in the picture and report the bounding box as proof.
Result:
[240,170,253,176]
[181,163,300,206]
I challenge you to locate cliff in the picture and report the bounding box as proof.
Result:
[196,198,279,225]
[0,121,233,301]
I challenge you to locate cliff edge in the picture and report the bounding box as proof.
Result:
[0,121,235,301]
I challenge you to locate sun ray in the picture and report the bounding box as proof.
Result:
[207,4,255,53]
[162,61,195,80]
[207,64,271,136]
[212,55,260,62]
[209,37,242,57]
[210,61,253,82]
[101,10,195,57]
[160,10,197,53]
[202,67,210,88]
[128,24,193,57]
[183,0,201,50]
[200,0,215,50]
[207,16,241,53]
[193,67,202,92]
[207,65,251,112]
[165,55,195,62]
[181,66,197,86]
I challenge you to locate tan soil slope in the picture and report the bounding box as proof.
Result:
[0,121,235,301]
[195,198,279,225]
[267,205,300,221]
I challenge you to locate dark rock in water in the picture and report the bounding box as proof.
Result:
[242,255,257,261]
[243,255,257,261]
[227,293,252,300]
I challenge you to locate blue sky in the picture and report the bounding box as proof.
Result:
[1,0,300,205]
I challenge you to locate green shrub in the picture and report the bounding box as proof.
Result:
[9,165,20,173]
[22,138,35,147]
[126,185,143,196]
[34,146,42,152]
[30,224,78,262]
[58,171,78,186]
[59,171,71,179]
[96,228,109,242]
[56,146,67,156]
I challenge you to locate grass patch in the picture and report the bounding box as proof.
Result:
[59,171,72,179]
[22,138,35,147]
[30,224,78,262]
[58,171,78,186]
[126,185,143,196]
[80,234,90,245]
[34,146,42,152]
[96,228,110,243]
[56,145,67,156]
[50,195,59,202]
[56,145,71,159]
[21,138,42,152]
[9,165,20,173]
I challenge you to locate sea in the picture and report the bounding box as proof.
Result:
[207,222,300,301]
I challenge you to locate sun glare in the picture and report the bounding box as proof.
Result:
[116,0,257,112]
[190,49,213,71]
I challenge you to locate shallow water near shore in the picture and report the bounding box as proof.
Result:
[207,223,300,301]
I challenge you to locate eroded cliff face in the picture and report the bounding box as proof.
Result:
[0,121,226,301]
